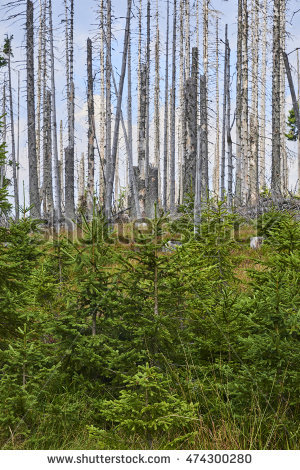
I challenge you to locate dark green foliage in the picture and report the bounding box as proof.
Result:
[285,107,298,141]
[0,200,300,449]
[0,120,11,216]
[88,364,199,449]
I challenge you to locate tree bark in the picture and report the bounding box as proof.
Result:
[105,0,132,219]
[235,0,243,202]
[64,0,75,221]
[7,38,19,220]
[272,0,281,195]
[213,16,220,197]
[249,0,259,204]
[105,0,112,205]
[194,126,201,230]
[163,0,170,211]
[241,0,249,203]
[185,0,190,77]
[127,28,140,219]
[59,120,64,210]
[298,49,300,194]
[259,0,267,189]
[99,0,106,206]
[49,0,61,222]
[226,35,233,208]
[178,0,185,204]
[154,0,161,206]
[202,0,209,197]
[0,80,6,189]
[200,74,208,200]
[26,0,41,218]
[138,64,147,215]
[43,90,54,220]
[87,38,95,218]
[36,0,44,190]
[169,0,177,215]
[145,0,150,188]
[280,0,287,193]
[221,25,228,201]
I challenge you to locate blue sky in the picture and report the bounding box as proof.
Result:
[0,0,300,202]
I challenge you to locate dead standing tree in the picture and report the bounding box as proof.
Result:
[49,0,62,222]
[27,0,41,218]
[163,0,170,211]
[4,36,19,220]
[64,0,75,223]
[104,0,132,220]
[87,38,95,218]
[169,0,177,215]
[272,0,282,196]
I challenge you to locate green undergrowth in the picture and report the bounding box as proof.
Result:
[0,194,299,450]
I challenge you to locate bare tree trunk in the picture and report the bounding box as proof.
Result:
[137,0,142,154]
[179,0,185,204]
[105,0,112,205]
[249,0,259,205]
[115,144,119,204]
[241,0,249,203]
[235,0,243,202]
[7,38,19,220]
[298,50,300,194]
[280,0,287,193]
[42,0,48,208]
[138,64,147,215]
[167,87,171,208]
[145,0,150,188]
[99,0,106,206]
[282,53,300,132]
[36,0,44,190]
[185,0,190,77]
[272,0,281,195]
[69,0,75,217]
[200,74,207,199]
[127,26,140,218]
[259,0,267,189]
[221,25,228,201]
[27,0,41,218]
[163,0,169,211]
[202,0,209,197]
[170,0,176,215]
[183,70,197,200]
[213,16,220,197]
[154,0,161,205]
[49,0,61,222]
[43,90,54,219]
[64,0,70,131]
[77,152,85,209]
[226,35,233,208]
[59,120,64,210]
[17,71,20,202]
[0,80,6,188]
[87,38,95,218]
[64,0,75,222]
[104,0,132,219]
[194,125,201,230]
